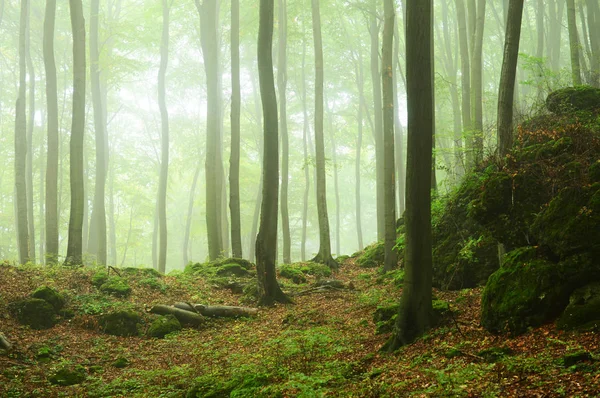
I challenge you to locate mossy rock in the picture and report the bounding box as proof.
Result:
[278,265,307,284]
[356,242,385,268]
[32,286,65,312]
[8,298,57,330]
[48,364,87,386]
[112,356,130,368]
[215,263,251,277]
[546,86,600,114]
[557,282,600,331]
[215,257,253,270]
[99,277,132,298]
[561,350,594,367]
[122,267,163,278]
[481,247,599,334]
[432,300,452,326]
[98,311,142,337]
[298,262,333,278]
[147,314,181,338]
[91,270,109,287]
[373,304,399,334]
[139,277,167,292]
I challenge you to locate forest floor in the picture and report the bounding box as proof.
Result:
[0,258,599,397]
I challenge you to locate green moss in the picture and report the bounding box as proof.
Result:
[99,277,132,297]
[590,160,600,182]
[91,270,109,287]
[122,267,162,278]
[139,277,167,292]
[298,262,332,278]
[147,314,181,338]
[373,304,399,334]
[477,347,513,363]
[48,364,87,386]
[561,351,593,367]
[32,286,65,312]
[98,311,142,337]
[215,263,250,277]
[112,356,130,368]
[557,282,600,330]
[8,298,57,330]
[546,86,600,114]
[278,265,307,284]
[356,242,385,268]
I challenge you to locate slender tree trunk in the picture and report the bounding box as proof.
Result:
[64,0,86,266]
[229,0,242,259]
[44,0,59,265]
[567,0,582,85]
[382,0,397,272]
[120,205,134,267]
[152,197,158,269]
[393,20,406,214]
[497,0,524,158]
[26,9,36,264]
[38,126,45,264]
[470,0,485,166]
[456,0,472,169]
[587,0,600,87]
[248,73,263,263]
[183,162,201,266]
[301,23,311,261]
[256,0,290,305]
[325,100,340,257]
[15,0,30,265]
[278,0,291,264]
[579,2,593,82]
[354,52,364,251]
[108,162,117,266]
[311,0,337,270]
[385,0,433,351]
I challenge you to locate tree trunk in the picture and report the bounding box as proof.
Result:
[174,303,258,318]
[108,162,117,266]
[256,0,290,306]
[587,0,600,87]
[15,0,30,265]
[64,0,86,266]
[385,0,433,351]
[26,8,36,264]
[470,0,485,167]
[393,19,406,214]
[455,0,472,170]
[353,52,364,251]
[248,72,263,262]
[301,24,311,261]
[157,0,170,274]
[382,0,397,272]
[497,0,524,158]
[311,0,337,270]
[229,0,242,259]
[278,0,291,264]
[150,305,204,326]
[567,0,582,85]
[325,100,341,257]
[183,162,201,266]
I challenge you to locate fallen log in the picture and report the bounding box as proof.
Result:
[0,332,13,351]
[174,302,258,318]
[149,305,204,326]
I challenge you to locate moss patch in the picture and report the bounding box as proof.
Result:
[546,86,600,114]
[32,286,65,312]
[98,310,142,337]
[48,364,87,386]
[557,282,600,331]
[356,242,385,268]
[99,277,132,298]
[147,314,182,338]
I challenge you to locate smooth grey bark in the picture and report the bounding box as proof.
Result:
[38,121,45,264]
[89,0,107,265]
[385,0,433,351]
[587,0,600,87]
[278,0,291,264]
[197,0,224,260]
[497,0,524,158]
[382,0,397,272]
[470,0,485,166]
[311,0,337,270]
[393,19,406,214]
[325,99,340,257]
[108,162,117,266]
[300,21,311,261]
[567,0,582,85]
[455,0,472,169]
[26,8,36,264]
[229,0,242,259]
[44,0,59,265]
[15,0,29,265]
[353,51,365,251]
[248,72,263,263]
[64,0,86,266]
[183,162,201,266]
[256,0,290,306]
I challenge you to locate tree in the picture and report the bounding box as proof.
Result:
[89,0,108,265]
[311,0,337,270]
[15,0,29,265]
[64,0,86,266]
[44,0,59,265]
[587,0,600,87]
[157,0,171,274]
[255,0,290,306]
[497,0,524,158]
[353,50,365,251]
[382,0,397,272]
[455,0,472,168]
[25,4,35,264]
[230,0,242,259]
[567,0,582,86]
[470,0,486,167]
[385,0,434,351]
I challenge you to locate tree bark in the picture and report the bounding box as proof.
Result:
[393,18,406,214]
[497,0,524,158]
[26,7,36,264]
[301,24,311,261]
[183,162,201,266]
[567,0,582,85]
[353,51,365,251]
[587,0,600,87]
[174,303,258,318]
[150,305,204,326]
[256,0,291,306]
[470,0,485,167]
[455,0,472,170]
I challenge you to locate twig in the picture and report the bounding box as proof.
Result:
[107,266,121,277]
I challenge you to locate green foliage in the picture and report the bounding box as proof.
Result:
[278,264,307,284]
[375,269,405,287]
[48,363,87,386]
[31,286,65,312]
[373,304,400,334]
[216,263,251,277]
[98,310,142,337]
[99,277,132,298]
[122,267,163,278]
[112,356,130,368]
[138,276,168,292]
[147,314,182,338]
[91,270,110,287]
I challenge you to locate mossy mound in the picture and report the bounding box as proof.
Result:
[99,277,132,297]
[91,270,109,287]
[356,242,384,268]
[8,298,57,330]
[278,265,307,284]
[32,286,65,312]
[48,364,87,386]
[546,86,600,114]
[122,267,162,278]
[112,356,130,368]
[373,304,400,334]
[557,282,600,331]
[185,257,254,276]
[215,263,251,277]
[98,310,142,337]
[147,314,182,338]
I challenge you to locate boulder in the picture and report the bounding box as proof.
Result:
[557,282,600,331]
[356,242,385,268]
[48,364,87,386]
[147,314,181,338]
[546,86,600,114]
[215,263,250,277]
[8,298,57,330]
[98,311,142,337]
[99,277,132,297]
[32,286,65,312]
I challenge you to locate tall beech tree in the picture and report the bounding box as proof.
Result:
[567,0,582,86]
[64,0,86,266]
[255,0,290,306]
[385,0,434,351]
[25,5,35,264]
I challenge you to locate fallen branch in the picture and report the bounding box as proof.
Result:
[150,305,204,326]
[0,332,13,351]
[174,303,258,318]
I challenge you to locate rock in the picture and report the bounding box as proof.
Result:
[216,263,250,277]
[98,311,142,337]
[278,265,307,284]
[432,300,452,326]
[546,86,600,114]
[32,286,65,312]
[561,350,593,367]
[356,242,384,268]
[8,298,57,330]
[99,277,132,297]
[91,270,109,287]
[112,356,130,368]
[314,279,344,289]
[48,364,86,386]
[557,282,600,331]
[122,267,162,278]
[373,304,399,334]
[147,314,181,338]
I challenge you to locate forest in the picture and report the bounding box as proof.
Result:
[1,0,600,396]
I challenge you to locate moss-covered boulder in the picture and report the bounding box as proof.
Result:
[8,298,57,330]
[215,263,250,277]
[32,286,65,312]
[373,304,399,334]
[91,270,109,287]
[48,364,87,386]
[356,242,385,268]
[98,311,142,337]
[557,282,600,331]
[99,277,132,297]
[122,267,162,278]
[546,86,600,114]
[112,356,130,368]
[147,314,181,338]
[278,265,307,284]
